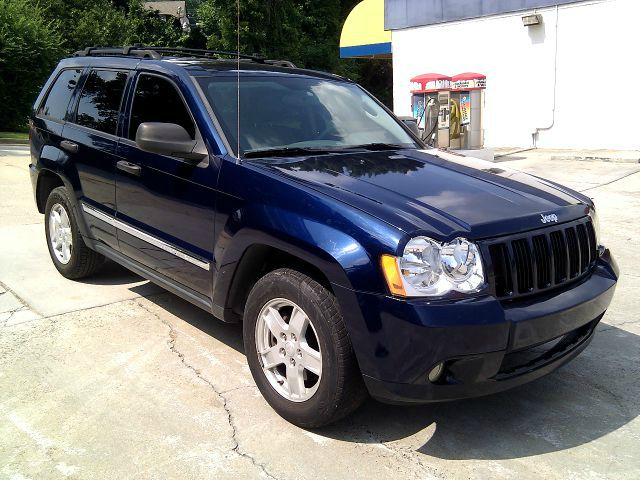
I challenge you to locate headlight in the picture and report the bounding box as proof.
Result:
[381,236,485,297]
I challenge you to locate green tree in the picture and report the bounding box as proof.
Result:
[0,0,63,130]
[35,0,185,53]
[197,0,393,107]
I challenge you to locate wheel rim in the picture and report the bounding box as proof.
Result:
[49,203,73,265]
[255,298,322,402]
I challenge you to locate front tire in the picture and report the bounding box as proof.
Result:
[243,268,367,428]
[44,187,104,279]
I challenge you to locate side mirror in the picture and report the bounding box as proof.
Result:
[398,116,420,137]
[135,122,205,161]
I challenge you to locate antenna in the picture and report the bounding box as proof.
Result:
[236,0,241,162]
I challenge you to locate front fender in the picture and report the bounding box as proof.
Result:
[212,203,388,308]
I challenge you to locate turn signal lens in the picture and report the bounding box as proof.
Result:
[381,254,406,297]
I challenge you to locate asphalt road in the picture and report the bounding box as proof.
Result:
[1,145,639,479]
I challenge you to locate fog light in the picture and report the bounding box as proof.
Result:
[428,362,444,383]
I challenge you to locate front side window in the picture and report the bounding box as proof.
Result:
[38,69,82,121]
[75,70,128,135]
[128,74,195,141]
[197,75,418,156]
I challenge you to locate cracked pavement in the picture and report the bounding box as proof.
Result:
[1,146,639,479]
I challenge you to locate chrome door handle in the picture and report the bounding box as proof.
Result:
[117,160,142,176]
[60,140,78,153]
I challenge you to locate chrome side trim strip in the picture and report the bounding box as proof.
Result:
[82,203,117,226]
[81,203,210,271]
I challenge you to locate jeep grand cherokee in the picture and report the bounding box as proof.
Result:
[29,47,618,427]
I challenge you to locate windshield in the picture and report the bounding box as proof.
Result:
[197,75,418,157]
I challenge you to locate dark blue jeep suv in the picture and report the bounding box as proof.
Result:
[30,47,618,427]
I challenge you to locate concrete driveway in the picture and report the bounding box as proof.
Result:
[1,146,639,479]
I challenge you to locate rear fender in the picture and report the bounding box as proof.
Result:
[35,149,92,242]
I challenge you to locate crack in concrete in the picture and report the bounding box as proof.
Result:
[0,280,44,317]
[1,306,29,327]
[562,371,630,416]
[136,301,278,480]
[0,290,172,329]
[579,170,640,192]
[340,419,442,478]
[219,385,258,395]
[598,320,639,332]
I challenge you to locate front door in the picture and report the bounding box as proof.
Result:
[115,72,218,297]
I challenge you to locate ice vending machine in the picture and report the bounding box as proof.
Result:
[409,73,452,148]
[450,72,486,150]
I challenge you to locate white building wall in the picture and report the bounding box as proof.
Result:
[392,0,640,149]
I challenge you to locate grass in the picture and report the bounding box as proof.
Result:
[0,131,29,140]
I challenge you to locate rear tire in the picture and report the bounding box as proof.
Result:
[44,187,104,279]
[243,268,367,428]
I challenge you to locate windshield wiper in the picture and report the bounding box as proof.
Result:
[243,147,337,159]
[342,143,406,151]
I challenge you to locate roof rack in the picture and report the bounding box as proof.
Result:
[73,46,296,68]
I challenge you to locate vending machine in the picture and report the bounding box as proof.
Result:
[450,72,486,150]
[409,73,452,148]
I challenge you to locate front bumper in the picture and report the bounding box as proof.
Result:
[333,249,618,404]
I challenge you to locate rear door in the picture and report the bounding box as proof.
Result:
[62,68,129,250]
[115,72,218,297]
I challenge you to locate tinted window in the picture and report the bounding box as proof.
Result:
[38,69,82,121]
[197,76,417,155]
[129,75,195,140]
[75,70,127,135]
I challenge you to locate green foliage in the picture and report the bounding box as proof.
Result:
[0,131,29,139]
[37,0,186,52]
[0,0,393,130]
[197,0,393,107]
[0,0,63,130]
[1,0,192,129]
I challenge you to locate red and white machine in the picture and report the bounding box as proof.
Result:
[410,72,486,150]
[410,73,451,148]
[450,72,486,150]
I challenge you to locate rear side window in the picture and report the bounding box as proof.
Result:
[38,69,82,121]
[75,70,128,135]
[128,74,195,140]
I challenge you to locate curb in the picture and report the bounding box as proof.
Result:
[492,148,640,164]
[549,155,640,164]
[0,139,28,145]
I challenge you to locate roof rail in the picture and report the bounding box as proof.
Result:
[75,46,162,59]
[73,46,296,67]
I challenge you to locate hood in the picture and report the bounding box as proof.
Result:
[262,149,592,240]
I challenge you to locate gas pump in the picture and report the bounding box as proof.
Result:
[409,73,452,148]
[450,73,486,149]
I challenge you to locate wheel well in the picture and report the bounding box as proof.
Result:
[36,170,64,213]
[227,244,334,321]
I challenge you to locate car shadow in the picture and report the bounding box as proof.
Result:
[78,260,156,287]
[132,283,245,354]
[317,323,639,460]
[103,271,636,460]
